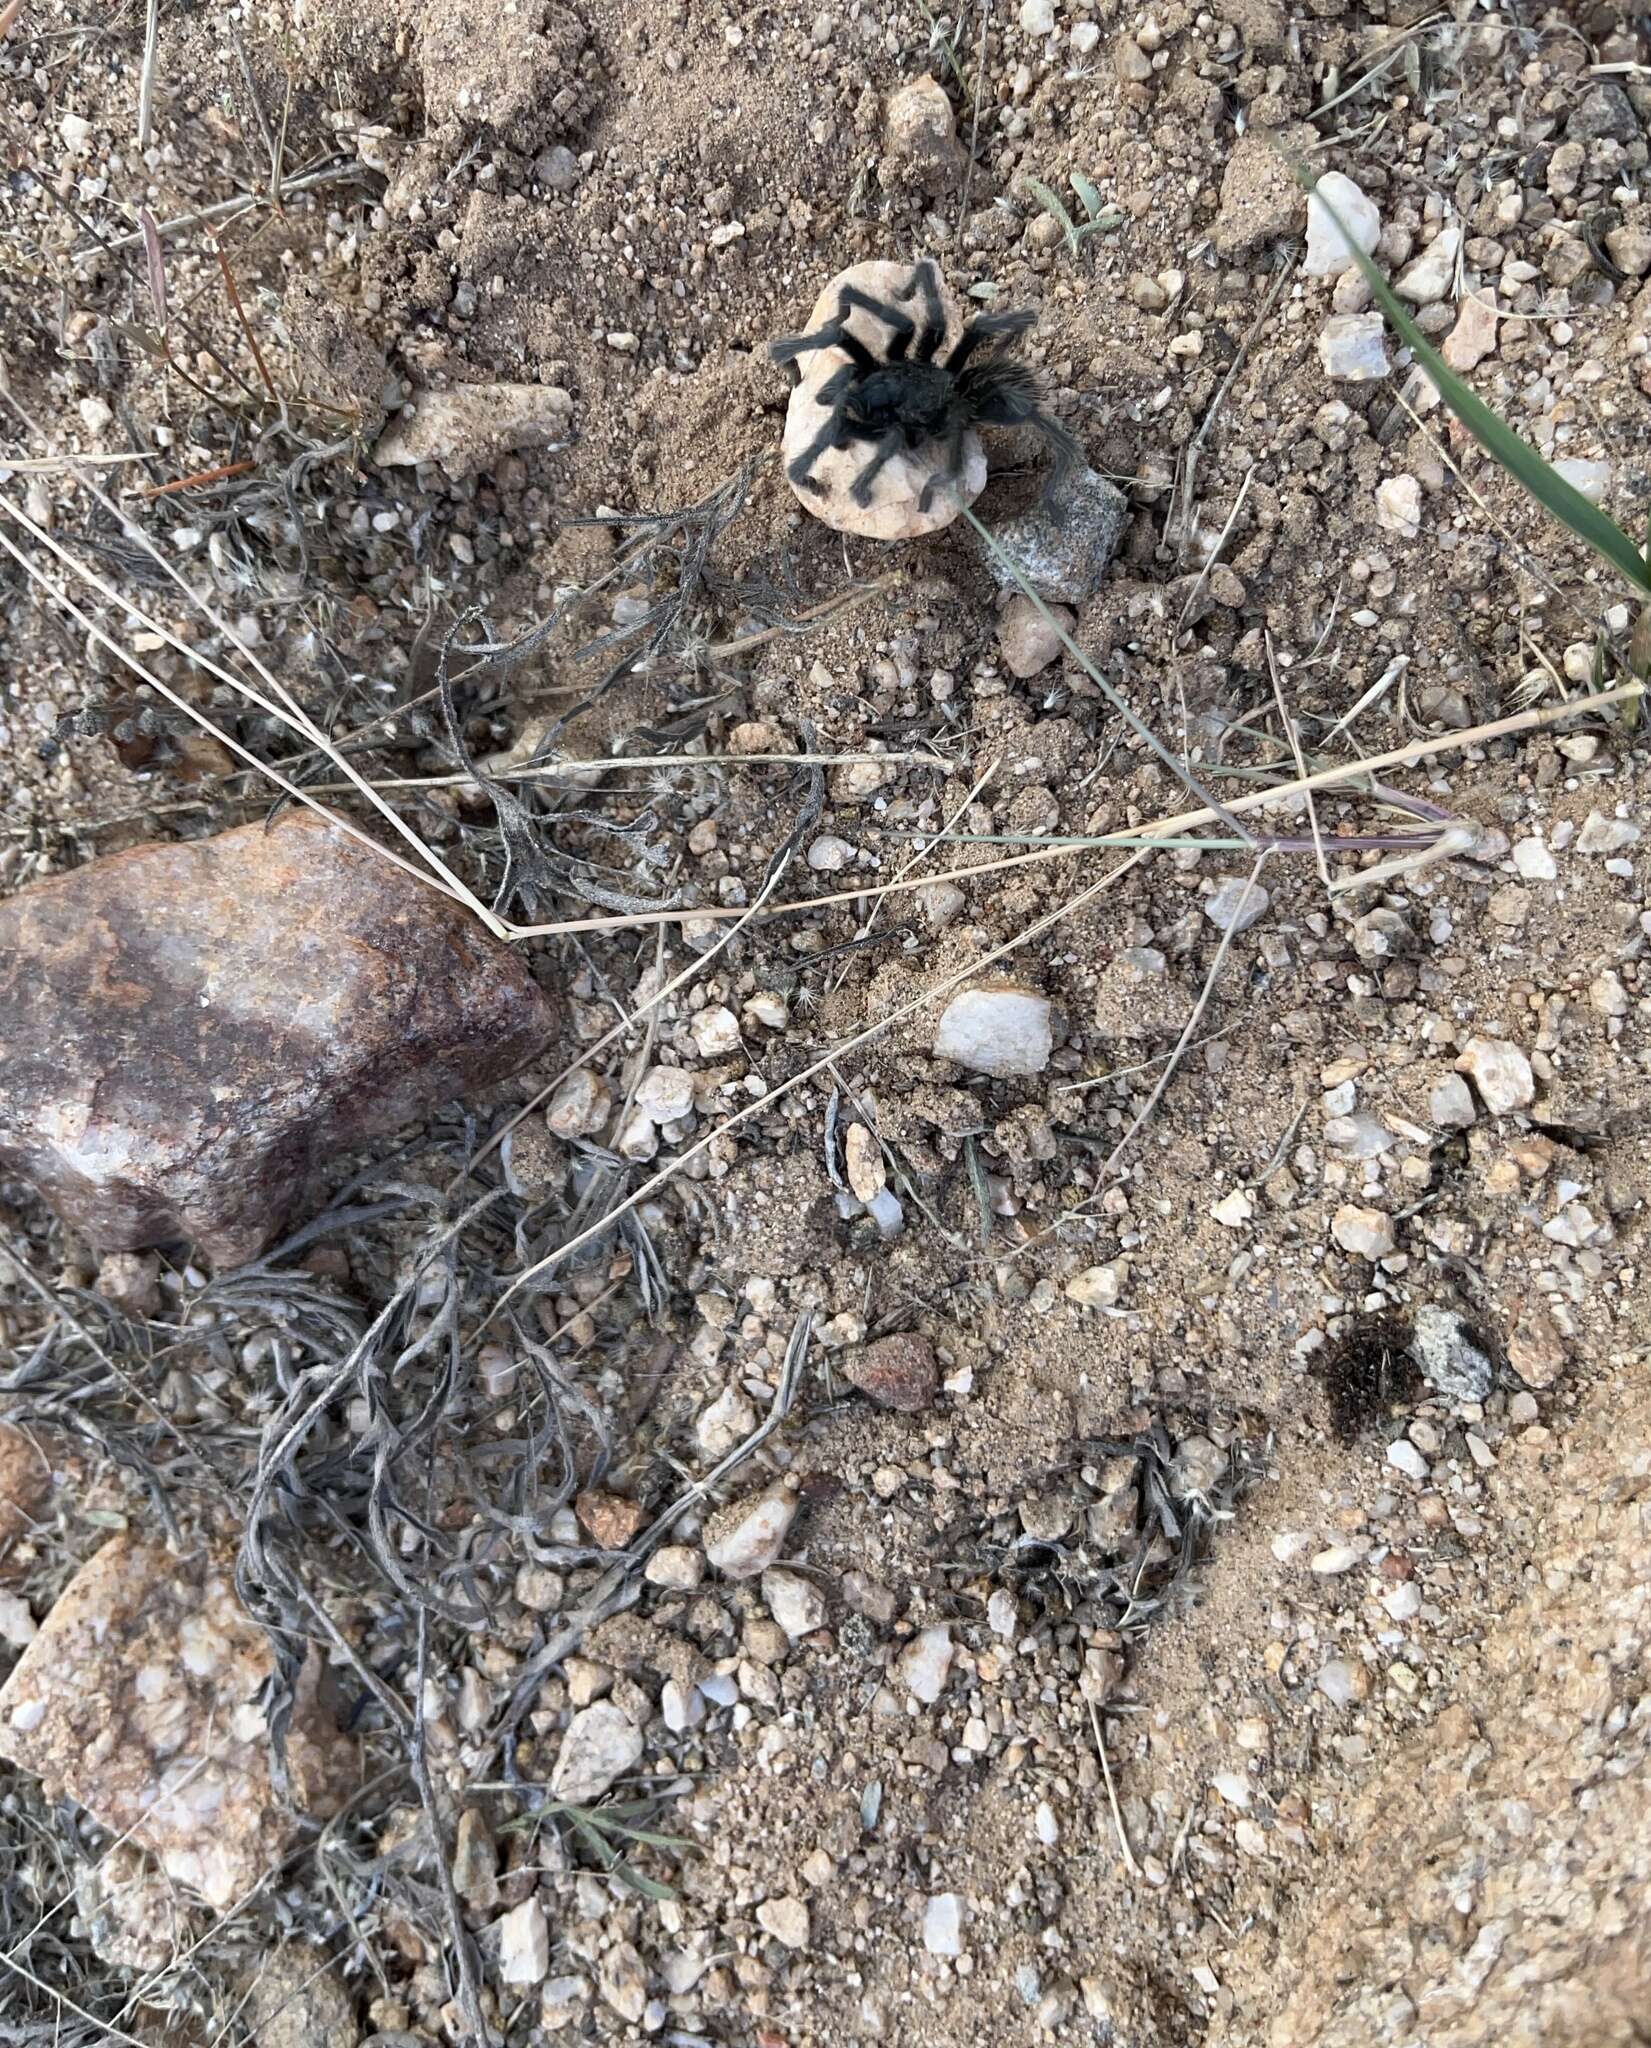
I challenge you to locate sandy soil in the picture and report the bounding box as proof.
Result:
[1,2,1648,2044]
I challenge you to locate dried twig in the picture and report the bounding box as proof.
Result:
[955,0,992,243]
[136,0,160,151]
[411,1612,493,2046]
[1171,253,1292,561]
[1266,631,1328,891]
[101,162,363,251]
[1089,1699,1141,1878]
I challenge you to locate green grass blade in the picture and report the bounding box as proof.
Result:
[1070,172,1105,222]
[1023,177,1081,255]
[1297,165,1651,598]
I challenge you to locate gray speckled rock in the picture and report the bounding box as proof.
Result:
[980,460,1130,603]
[1410,1304,1494,1403]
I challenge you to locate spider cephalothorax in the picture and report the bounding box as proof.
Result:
[771,259,1079,515]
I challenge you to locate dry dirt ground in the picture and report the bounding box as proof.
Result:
[1,1,1649,2045]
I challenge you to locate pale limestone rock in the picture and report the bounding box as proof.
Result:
[1577,811,1640,855]
[643,1544,704,1591]
[997,594,1073,677]
[763,1567,828,1640]
[924,1890,965,1955]
[498,1896,550,1987]
[882,76,964,189]
[635,1064,696,1125]
[1203,876,1271,932]
[1512,836,1557,881]
[1375,474,1422,537]
[895,1623,954,1704]
[373,383,573,474]
[689,1006,740,1057]
[1318,312,1389,381]
[757,1894,811,1948]
[696,1383,757,1458]
[1456,1035,1535,1115]
[1441,292,1498,371]
[1303,173,1381,278]
[547,1067,612,1139]
[599,1941,648,2023]
[702,1481,798,1579]
[549,1703,644,1802]
[0,1538,347,1907]
[1553,457,1612,505]
[933,981,1053,1077]
[1428,1073,1477,1129]
[1395,225,1461,305]
[1331,1203,1396,1259]
[1065,1263,1125,1309]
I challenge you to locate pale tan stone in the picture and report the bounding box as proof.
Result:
[0,1537,348,1907]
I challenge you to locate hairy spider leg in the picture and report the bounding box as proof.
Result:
[831,283,918,361]
[772,277,920,377]
[943,308,1036,373]
[784,361,858,493]
[969,374,1084,474]
[895,260,949,362]
[917,415,968,514]
[770,320,878,373]
[849,426,909,507]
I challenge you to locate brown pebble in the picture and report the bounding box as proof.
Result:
[575,1490,647,1550]
[843,1333,939,1412]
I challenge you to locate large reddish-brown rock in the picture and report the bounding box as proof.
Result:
[0,814,553,1263]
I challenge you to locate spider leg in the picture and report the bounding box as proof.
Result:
[850,427,907,507]
[972,389,1084,479]
[896,260,949,362]
[771,321,878,374]
[785,364,857,494]
[826,284,917,362]
[943,308,1036,372]
[918,416,968,514]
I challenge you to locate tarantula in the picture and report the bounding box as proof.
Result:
[771,259,1079,513]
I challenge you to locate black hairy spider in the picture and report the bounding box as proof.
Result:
[771,259,1080,513]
